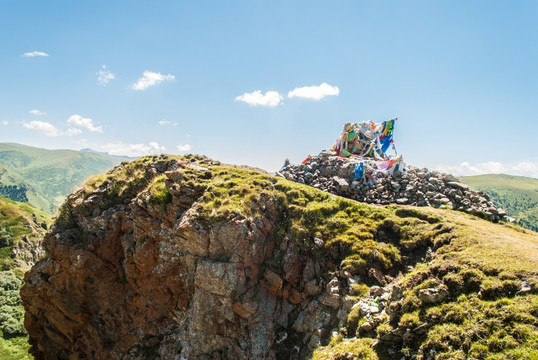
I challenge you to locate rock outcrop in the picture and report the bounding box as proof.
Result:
[277,152,507,222]
[21,155,359,360]
[21,155,538,360]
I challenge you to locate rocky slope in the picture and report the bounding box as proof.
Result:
[0,196,51,274]
[0,196,51,360]
[278,153,508,222]
[21,155,538,359]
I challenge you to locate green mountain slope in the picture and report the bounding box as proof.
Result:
[0,143,121,213]
[0,196,51,360]
[459,174,538,232]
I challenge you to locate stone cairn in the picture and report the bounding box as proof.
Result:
[277,151,508,222]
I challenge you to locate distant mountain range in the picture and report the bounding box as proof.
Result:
[460,174,538,232]
[80,148,137,161]
[0,143,123,213]
[1,142,537,234]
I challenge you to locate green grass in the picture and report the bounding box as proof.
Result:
[0,337,32,360]
[0,196,51,272]
[48,156,538,359]
[0,142,120,213]
[459,174,538,232]
[0,197,51,360]
[415,294,538,359]
[312,338,379,360]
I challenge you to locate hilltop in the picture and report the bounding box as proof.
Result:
[0,196,51,360]
[0,143,121,213]
[459,174,538,232]
[21,155,538,359]
[278,152,507,223]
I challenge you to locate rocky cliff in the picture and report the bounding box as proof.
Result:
[21,155,538,359]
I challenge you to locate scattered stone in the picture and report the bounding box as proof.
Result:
[313,237,324,248]
[418,285,449,304]
[370,286,385,297]
[516,280,532,295]
[369,268,386,285]
[360,321,373,332]
[278,154,507,223]
[402,329,414,343]
[320,292,342,309]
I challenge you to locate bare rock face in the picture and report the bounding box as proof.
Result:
[21,156,346,360]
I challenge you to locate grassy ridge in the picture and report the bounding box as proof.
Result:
[0,196,51,274]
[74,155,538,359]
[0,143,120,213]
[459,174,538,232]
[0,196,51,359]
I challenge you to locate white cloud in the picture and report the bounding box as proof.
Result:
[23,51,49,57]
[177,144,192,152]
[288,82,340,100]
[67,114,103,133]
[1,120,7,126]
[235,90,283,107]
[29,109,46,116]
[434,161,538,179]
[101,141,166,157]
[22,120,83,137]
[132,70,175,91]
[22,121,62,137]
[159,119,178,126]
[97,65,115,85]
[513,161,538,175]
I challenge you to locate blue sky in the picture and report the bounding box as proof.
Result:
[1,1,537,177]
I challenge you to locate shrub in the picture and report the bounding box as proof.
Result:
[399,310,421,329]
[312,338,379,360]
[0,228,12,247]
[350,283,369,297]
[0,271,26,338]
[346,306,361,336]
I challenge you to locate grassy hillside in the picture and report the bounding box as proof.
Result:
[70,155,538,359]
[459,174,538,232]
[0,196,51,360]
[0,143,120,213]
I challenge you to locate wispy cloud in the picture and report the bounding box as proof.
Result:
[159,119,178,126]
[67,114,103,133]
[288,82,340,100]
[434,161,538,179]
[132,70,175,91]
[23,51,49,57]
[22,121,61,136]
[29,109,46,116]
[1,121,7,126]
[21,120,81,137]
[235,90,283,107]
[101,141,166,157]
[97,65,115,85]
[177,144,191,152]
